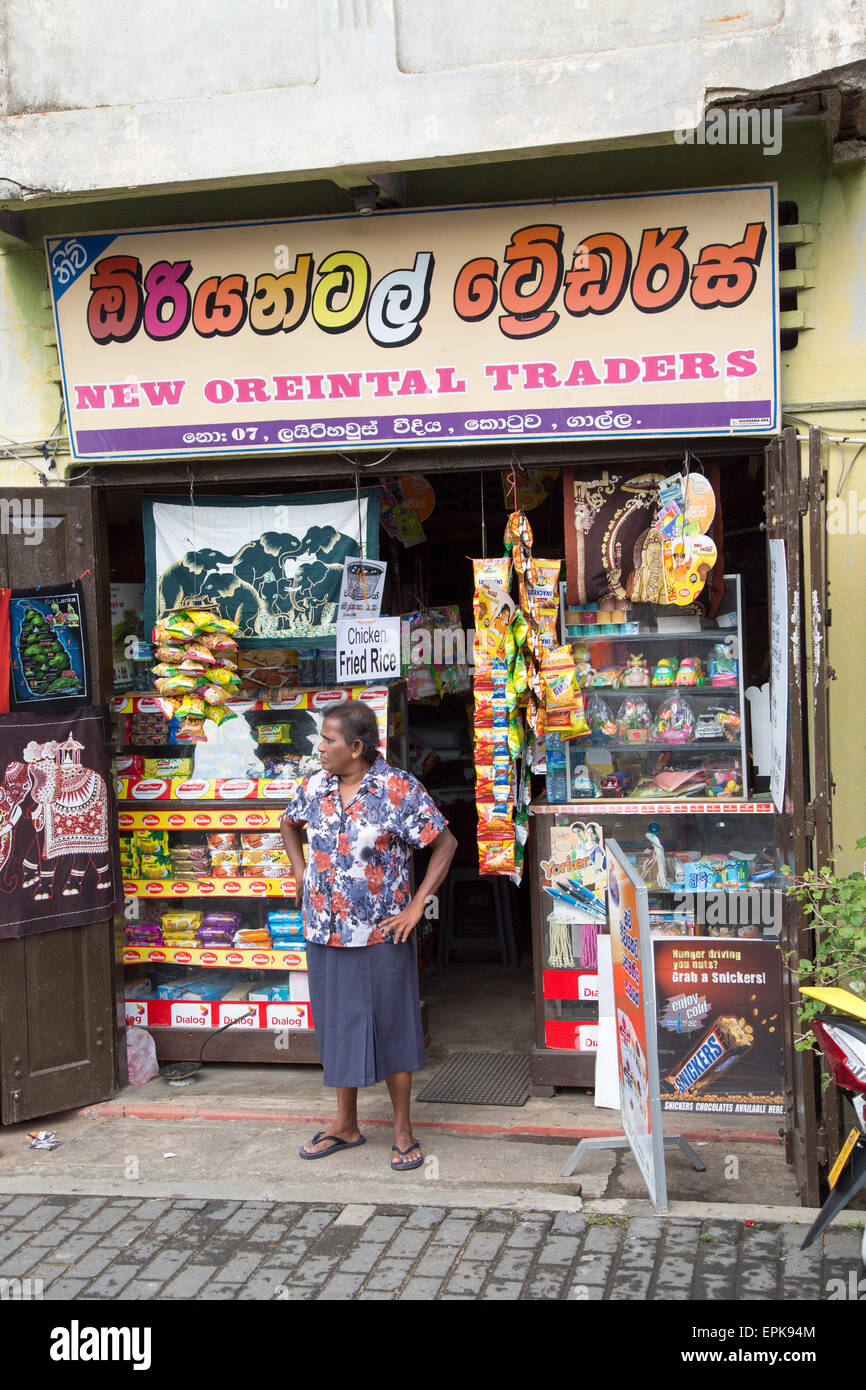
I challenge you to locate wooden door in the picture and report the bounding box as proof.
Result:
[0,485,121,1122]
[765,426,834,1206]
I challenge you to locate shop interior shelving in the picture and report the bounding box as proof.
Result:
[116,681,410,1064]
[556,573,749,803]
[529,573,767,1093]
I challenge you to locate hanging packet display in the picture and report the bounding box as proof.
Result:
[473,583,515,666]
[472,557,512,593]
[477,832,516,874]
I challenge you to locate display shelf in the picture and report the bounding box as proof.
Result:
[111,685,394,715]
[126,999,313,1031]
[543,1021,599,1052]
[580,685,739,695]
[123,945,306,970]
[146,1025,321,1066]
[115,680,407,1066]
[579,740,734,752]
[118,807,285,830]
[117,776,300,803]
[551,574,750,803]
[542,968,598,1001]
[531,798,773,814]
[124,877,297,898]
[565,629,738,642]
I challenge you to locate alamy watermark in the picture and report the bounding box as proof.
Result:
[827,492,866,535]
[0,1276,43,1300]
[672,889,782,934]
[0,496,43,546]
[674,105,782,158]
[402,622,475,669]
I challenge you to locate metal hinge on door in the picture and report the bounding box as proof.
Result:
[803,802,817,838]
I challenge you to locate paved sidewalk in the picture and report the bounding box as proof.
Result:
[0,1192,861,1301]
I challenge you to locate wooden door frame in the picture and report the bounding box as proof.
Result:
[766,425,835,1207]
[0,482,125,1116]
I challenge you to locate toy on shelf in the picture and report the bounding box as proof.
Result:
[675,656,705,687]
[571,763,600,797]
[703,759,744,797]
[695,710,723,741]
[716,708,742,742]
[617,696,653,744]
[572,643,593,688]
[651,657,678,686]
[588,665,624,688]
[709,643,739,688]
[621,653,650,687]
[601,771,633,796]
[655,695,696,744]
[587,694,617,742]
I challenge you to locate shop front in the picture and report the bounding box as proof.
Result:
[0,183,833,1203]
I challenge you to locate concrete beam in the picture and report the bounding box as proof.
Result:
[0,0,864,207]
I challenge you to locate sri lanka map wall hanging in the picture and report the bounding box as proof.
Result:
[9,582,91,713]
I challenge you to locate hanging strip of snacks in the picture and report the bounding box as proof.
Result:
[472,555,515,876]
[150,608,242,740]
[472,510,594,881]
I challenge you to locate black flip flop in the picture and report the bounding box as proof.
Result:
[299,1130,366,1160]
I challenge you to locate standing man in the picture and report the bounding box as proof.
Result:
[280,699,457,1170]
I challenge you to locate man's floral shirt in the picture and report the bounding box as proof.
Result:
[282,755,448,947]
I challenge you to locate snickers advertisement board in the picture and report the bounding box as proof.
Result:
[653,938,785,1116]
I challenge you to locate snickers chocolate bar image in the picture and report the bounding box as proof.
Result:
[668,1015,754,1094]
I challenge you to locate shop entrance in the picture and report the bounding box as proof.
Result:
[0,431,834,1213]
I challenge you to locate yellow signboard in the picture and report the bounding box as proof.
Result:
[47,186,779,460]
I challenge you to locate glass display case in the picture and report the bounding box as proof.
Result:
[529,775,778,1092]
[547,574,748,804]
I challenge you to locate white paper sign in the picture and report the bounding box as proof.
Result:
[593,935,620,1110]
[769,539,788,813]
[338,557,386,621]
[336,617,401,684]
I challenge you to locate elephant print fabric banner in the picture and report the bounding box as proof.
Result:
[0,707,122,938]
[143,489,380,648]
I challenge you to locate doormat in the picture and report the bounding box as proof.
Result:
[416,1052,531,1107]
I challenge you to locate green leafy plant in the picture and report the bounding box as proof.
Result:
[782,837,866,1051]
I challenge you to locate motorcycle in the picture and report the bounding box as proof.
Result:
[799,985,866,1268]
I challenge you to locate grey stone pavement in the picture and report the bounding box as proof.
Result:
[1,1190,863,1301]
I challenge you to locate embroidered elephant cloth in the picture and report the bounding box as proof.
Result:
[0,707,122,938]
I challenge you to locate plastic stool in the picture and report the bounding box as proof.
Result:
[438,869,518,967]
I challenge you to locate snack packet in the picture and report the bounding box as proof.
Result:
[472,557,512,593]
[154,614,198,641]
[175,694,206,719]
[204,665,242,688]
[154,645,187,664]
[541,646,578,709]
[203,701,236,725]
[155,673,198,695]
[176,715,209,742]
[198,631,238,654]
[184,644,217,666]
[478,831,516,874]
[520,557,561,626]
[197,683,232,706]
